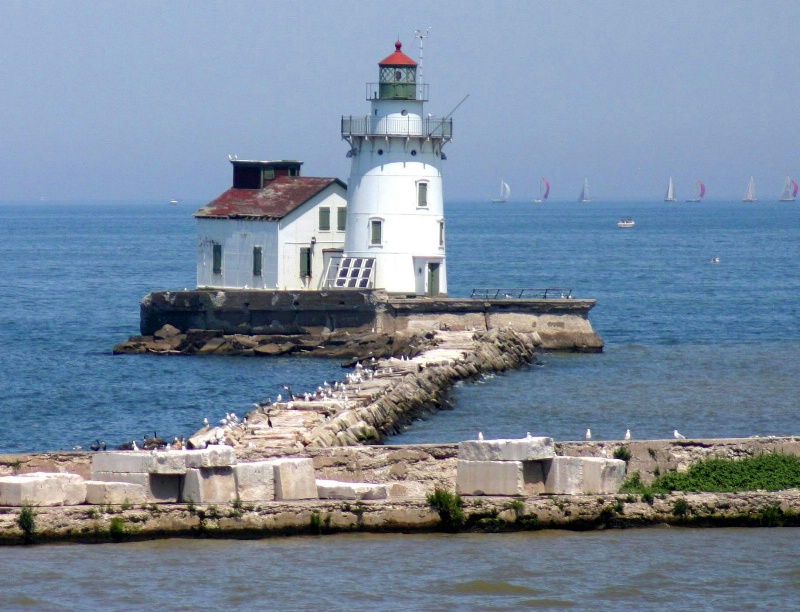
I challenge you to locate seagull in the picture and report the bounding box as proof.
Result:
[585,429,592,440]
[624,429,631,441]
[203,417,209,427]
[674,429,686,439]
[527,431,532,439]
[132,440,139,451]
[478,432,484,441]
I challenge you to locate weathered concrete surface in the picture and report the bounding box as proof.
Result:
[0,473,86,507]
[4,489,800,545]
[456,460,537,496]
[121,289,602,354]
[92,451,188,475]
[91,472,181,503]
[233,461,276,502]
[85,481,147,506]
[181,467,237,504]
[458,437,555,462]
[316,480,389,500]
[272,458,318,501]
[542,457,627,495]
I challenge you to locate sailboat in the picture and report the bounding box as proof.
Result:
[664,177,676,202]
[533,177,550,203]
[779,176,798,202]
[578,178,590,202]
[492,180,510,203]
[685,181,705,202]
[743,176,757,202]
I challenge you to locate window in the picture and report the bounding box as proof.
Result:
[337,207,347,231]
[300,247,312,277]
[417,182,428,207]
[212,244,222,274]
[439,221,445,246]
[370,219,382,245]
[252,246,262,276]
[319,207,331,231]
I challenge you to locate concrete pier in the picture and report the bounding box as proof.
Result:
[125,288,603,353]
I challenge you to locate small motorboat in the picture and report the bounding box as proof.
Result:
[617,218,635,228]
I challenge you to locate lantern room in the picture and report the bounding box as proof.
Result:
[377,41,417,100]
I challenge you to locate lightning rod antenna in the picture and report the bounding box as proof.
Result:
[414,27,431,99]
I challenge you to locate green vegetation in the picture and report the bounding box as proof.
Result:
[613,446,632,462]
[622,454,800,496]
[672,498,689,518]
[109,516,126,542]
[426,488,465,532]
[310,511,323,535]
[17,505,36,544]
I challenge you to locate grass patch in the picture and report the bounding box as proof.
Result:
[426,488,464,532]
[622,454,800,496]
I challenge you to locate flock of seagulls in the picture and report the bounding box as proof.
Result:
[476,429,690,442]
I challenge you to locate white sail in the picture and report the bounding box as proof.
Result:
[664,177,676,202]
[492,180,510,203]
[779,176,796,201]
[743,176,757,202]
[578,178,590,202]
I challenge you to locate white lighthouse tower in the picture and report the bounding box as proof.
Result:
[326,40,452,296]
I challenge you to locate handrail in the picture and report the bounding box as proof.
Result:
[341,115,453,139]
[469,288,574,299]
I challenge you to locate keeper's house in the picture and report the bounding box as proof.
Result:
[194,159,347,290]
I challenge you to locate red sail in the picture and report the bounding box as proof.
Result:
[699,182,706,198]
[793,180,798,198]
[542,178,550,199]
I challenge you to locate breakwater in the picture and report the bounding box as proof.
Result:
[3,436,800,544]
[192,327,540,450]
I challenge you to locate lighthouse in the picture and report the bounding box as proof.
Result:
[326,40,452,296]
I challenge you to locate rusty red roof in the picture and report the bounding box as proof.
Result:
[379,40,417,67]
[194,176,346,220]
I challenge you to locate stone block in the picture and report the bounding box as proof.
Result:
[272,458,318,500]
[91,451,188,475]
[91,471,180,503]
[542,457,627,495]
[233,461,275,502]
[184,446,237,469]
[181,467,237,504]
[456,460,526,496]
[316,479,389,500]
[0,472,86,507]
[458,437,555,462]
[85,481,147,505]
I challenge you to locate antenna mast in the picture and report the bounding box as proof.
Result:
[414,27,431,99]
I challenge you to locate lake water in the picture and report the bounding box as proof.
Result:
[1,198,799,605]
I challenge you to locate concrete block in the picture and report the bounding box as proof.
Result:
[85,481,147,505]
[458,437,555,462]
[181,467,237,504]
[316,480,389,500]
[184,446,237,469]
[91,451,187,475]
[91,471,180,503]
[456,460,526,496]
[272,458,318,500]
[0,472,86,507]
[542,457,627,495]
[233,461,275,502]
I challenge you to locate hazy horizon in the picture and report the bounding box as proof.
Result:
[2,1,798,203]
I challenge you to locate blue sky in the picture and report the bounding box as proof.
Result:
[1,0,798,202]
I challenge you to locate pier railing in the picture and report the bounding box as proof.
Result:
[470,288,574,299]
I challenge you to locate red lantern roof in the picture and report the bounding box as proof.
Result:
[378,40,417,67]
